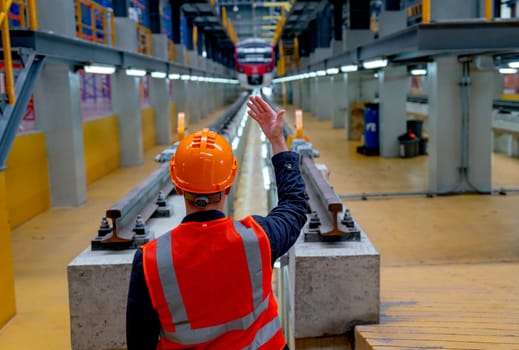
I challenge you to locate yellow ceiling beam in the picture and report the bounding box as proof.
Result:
[262,15,280,20]
[258,1,291,12]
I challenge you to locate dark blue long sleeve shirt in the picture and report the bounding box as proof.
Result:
[126,151,307,349]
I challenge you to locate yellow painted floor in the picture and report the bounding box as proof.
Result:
[1,101,518,349]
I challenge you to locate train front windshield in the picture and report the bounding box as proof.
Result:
[236,45,272,65]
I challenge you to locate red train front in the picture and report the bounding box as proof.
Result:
[235,38,276,90]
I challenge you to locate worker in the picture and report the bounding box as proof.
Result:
[126,95,308,349]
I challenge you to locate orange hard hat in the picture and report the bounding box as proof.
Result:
[170,128,238,194]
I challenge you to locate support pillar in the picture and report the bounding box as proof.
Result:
[427,56,493,194]
[0,170,15,328]
[34,62,86,206]
[112,70,143,166]
[150,77,171,145]
[331,74,347,129]
[378,66,408,157]
[318,77,333,120]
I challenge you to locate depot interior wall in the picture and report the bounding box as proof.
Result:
[0,171,16,328]
[5,132,51,228]
[83,116,121,185]
[141,107,156,151]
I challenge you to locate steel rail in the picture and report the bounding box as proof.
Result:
[300,155,360,242]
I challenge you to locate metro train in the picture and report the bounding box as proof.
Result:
[234,38,276,90]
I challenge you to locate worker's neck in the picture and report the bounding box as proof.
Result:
[184,198,226,216]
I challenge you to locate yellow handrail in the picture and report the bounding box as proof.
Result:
[136,23,152,55]
[168,39,176,61]
[1,0,16,104]
[74,0,115,45]
[422,0,430,23]
[485,0,493,21]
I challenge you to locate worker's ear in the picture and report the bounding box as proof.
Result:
[175,187,183,195]
[224,187,231,195]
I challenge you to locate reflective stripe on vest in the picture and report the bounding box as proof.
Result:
[153,219,281,346]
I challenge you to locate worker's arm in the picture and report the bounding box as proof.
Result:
[253,151,308,263]
[246,96,308,262]
[246,95,287,155]
[126,249,160,349]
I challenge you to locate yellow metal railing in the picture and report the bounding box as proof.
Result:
[137,23,152,55]
[168,39,175,61]
[75,0,115,45]
[1,0,15,104]
[1,0,38,105]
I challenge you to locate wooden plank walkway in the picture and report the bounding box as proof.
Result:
[356,263,519,350]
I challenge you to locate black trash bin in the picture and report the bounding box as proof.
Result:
[407,120,423,138]
[418,137,428,155]
[399,139,419,158]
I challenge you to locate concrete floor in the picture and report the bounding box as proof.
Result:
[0,102,518,349]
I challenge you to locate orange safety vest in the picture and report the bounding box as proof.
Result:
[142,216,286,350]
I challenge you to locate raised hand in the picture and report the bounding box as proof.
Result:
[246,95,288,154]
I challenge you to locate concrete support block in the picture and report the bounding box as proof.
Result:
[36,0,76,37]
[310,48,333,65]
[174,45,185,64]
[150,77,171,145]
[112,71,143,166]
[114,18,138,52]
[152,34,169,60]
[430,0,480,21]
[331,40,344,56]
[379,66,408,157]
[33,62,86,206]
[378,10,407,37]
[68,197,185,350]
[343,30,373,51]
[288,230,380,342]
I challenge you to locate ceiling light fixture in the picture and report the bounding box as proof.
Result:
[410,68,427,76]
[125,68,147,77]
[499,67,518,74]
[84,64,116,74]
[340,65,358,73]
[363,59,388,69]
[151,71,167,79]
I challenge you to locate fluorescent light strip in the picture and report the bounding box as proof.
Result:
[84,65,116,74]
[326,68,339,75]
[125,68,147,77]
[499,68,518,74]
[340,65,358,73]
[316,70,326,76]
[363,59,388,69]
[508,61,519,68]
[151,71,167,79]
[168,73,181,80]
[410,69,427,76]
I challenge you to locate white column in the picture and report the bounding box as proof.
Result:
[33,62,86,206]
[378,66,408,157]
[150,77,171,145]
[112,71,143,166]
